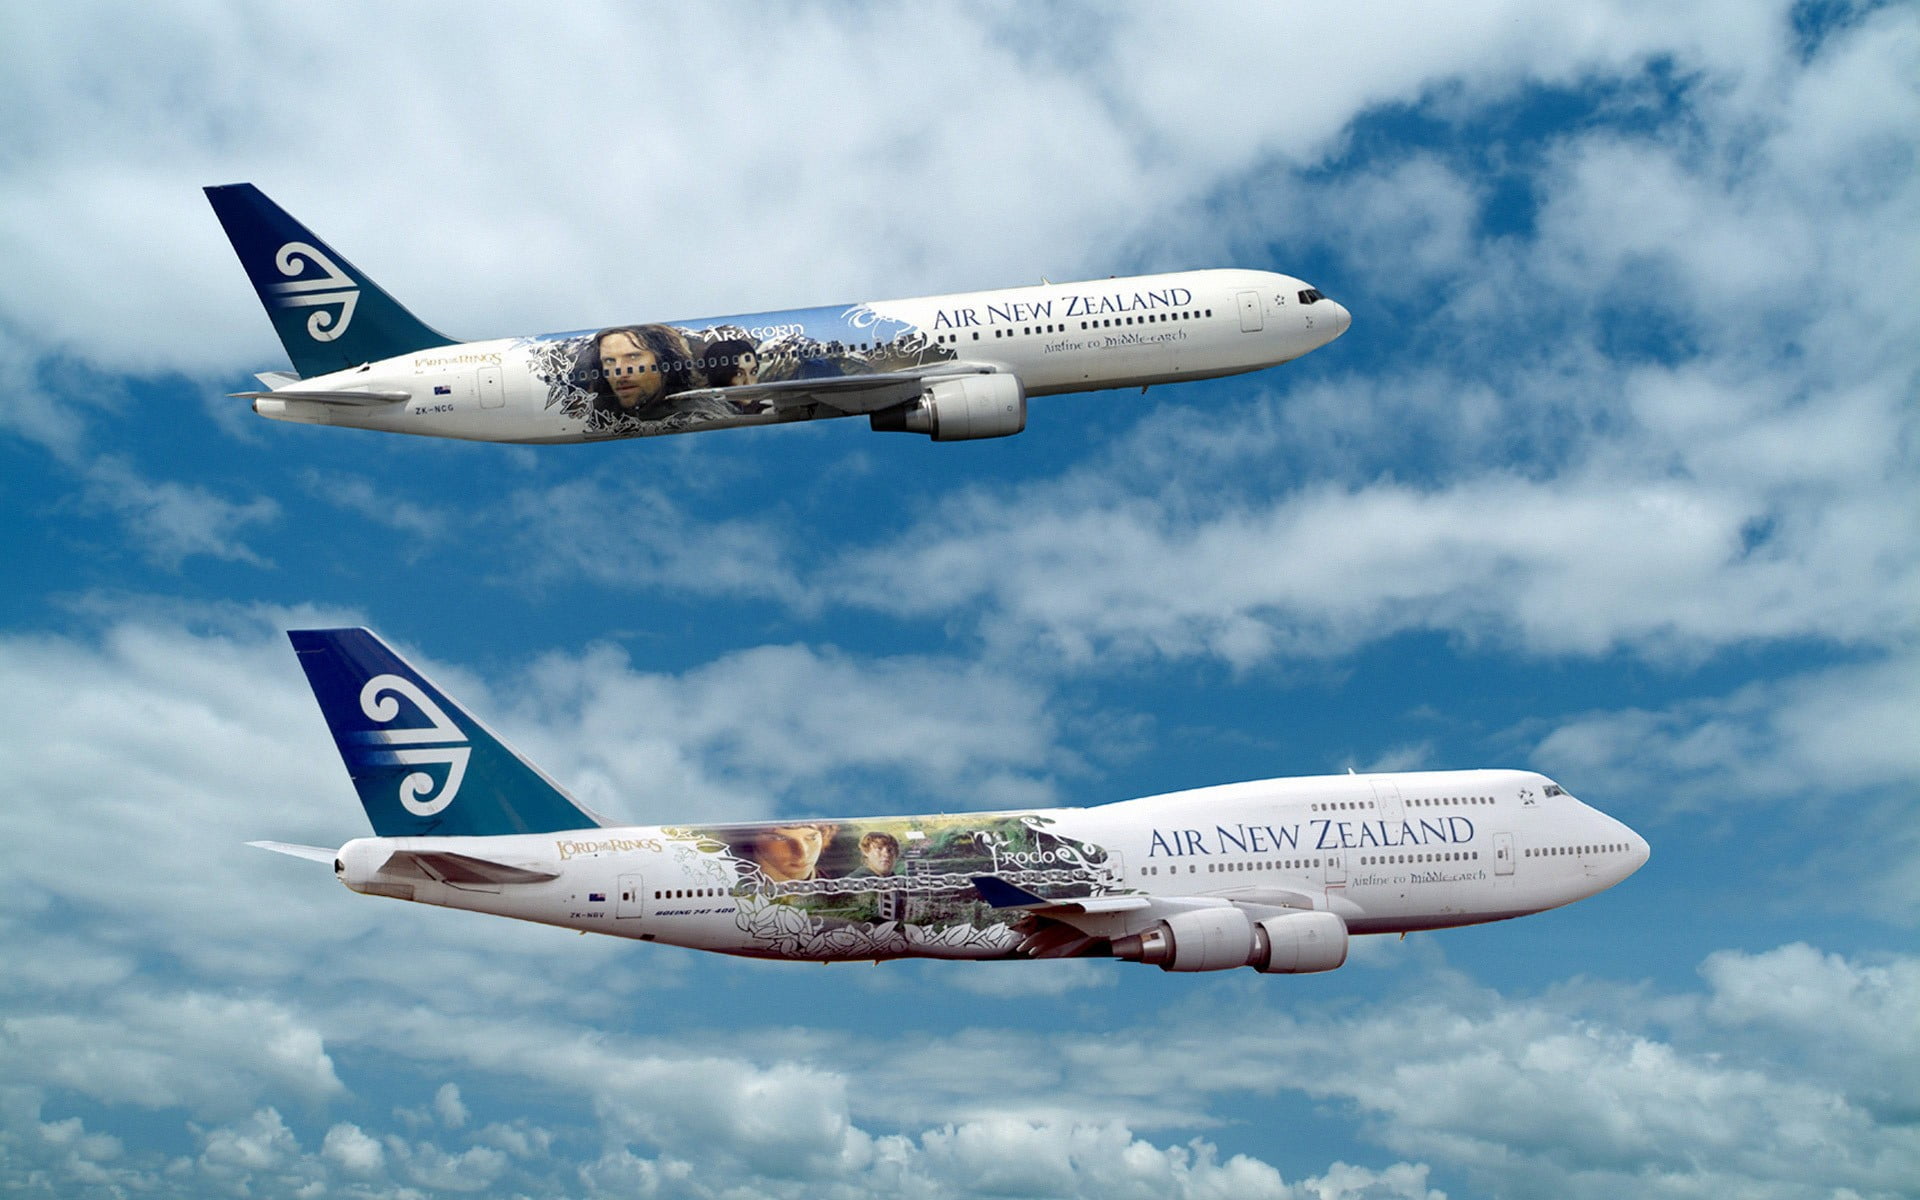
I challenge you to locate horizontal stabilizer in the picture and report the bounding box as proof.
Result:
[231,388,410,407]
[383,849,559,885]
[248,840,336,864]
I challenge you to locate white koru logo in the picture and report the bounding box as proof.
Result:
[359,673,469,816]
[269,241,359,342]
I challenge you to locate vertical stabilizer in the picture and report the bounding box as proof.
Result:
[288,628,606,837]
[205,184,454,378]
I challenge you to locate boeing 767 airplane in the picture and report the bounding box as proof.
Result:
[253,630,1647,974]
[206,184,1350,444]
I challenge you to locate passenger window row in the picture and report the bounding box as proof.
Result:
[1525,843,1630,858]
[1360,851,1479,866]
[1142,859,1323,876]
[932,309,1215,345]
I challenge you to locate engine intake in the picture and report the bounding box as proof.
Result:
[869,375,1026,441]
[1111,908,1348,974]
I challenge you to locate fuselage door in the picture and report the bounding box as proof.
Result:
[478,365,505,409]
[1370,780,1405,822]
[1237,290,1264,333]
[616,873,645,918]
[1493,833,1514,876]
[1324,849,1347,886]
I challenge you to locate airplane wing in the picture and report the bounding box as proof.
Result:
[971,874,1325,958]
[678,363,1004,416]
[971,875,1152,915]
[228,388,410,407]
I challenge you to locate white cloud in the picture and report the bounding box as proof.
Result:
[1,7,1915,1200]
[321,1122,385,1175]
[0,994,342,1118]
[806,8,1920,676]
[77,454,280,568]
[433,1082,469,1130]
[511,636,1068,823]
[300,468,447,540]
[1536,641,1920,810]
[497,475,805,606]
[1698,943,1920,1118]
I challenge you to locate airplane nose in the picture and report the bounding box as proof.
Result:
[1611,820,1651,886]
[1327,301,1352,340]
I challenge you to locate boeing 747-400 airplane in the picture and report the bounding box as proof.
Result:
[253,630,1647,974]
[206,184,1350,444]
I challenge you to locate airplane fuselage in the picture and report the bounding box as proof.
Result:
[252,268,1350,444]
[331,768,1647,967]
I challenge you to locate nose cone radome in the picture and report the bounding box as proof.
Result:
[1603,818,1651,891]
[1327,300,1352,340]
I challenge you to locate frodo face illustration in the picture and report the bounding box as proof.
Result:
[751,823,839,882]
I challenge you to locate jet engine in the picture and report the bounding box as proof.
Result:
[1111,908,1348,974]
[869,375,1026,441]
[1248,911,1348,974]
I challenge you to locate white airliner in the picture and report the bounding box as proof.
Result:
[206,184,1350,444]
[254,630,1648,974]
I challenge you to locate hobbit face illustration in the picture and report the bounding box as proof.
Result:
[751,823,838,881]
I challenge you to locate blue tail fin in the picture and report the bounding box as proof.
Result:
[288,628,606,837]
[205,184,454,378]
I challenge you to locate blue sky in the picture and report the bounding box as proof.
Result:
[2,3,1916,1197]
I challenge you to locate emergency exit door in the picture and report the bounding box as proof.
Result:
[616,874,645,918]
[1237,290,1263,332]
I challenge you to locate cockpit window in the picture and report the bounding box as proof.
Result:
[1543,784,1565,797]
[1298,289,1325,305]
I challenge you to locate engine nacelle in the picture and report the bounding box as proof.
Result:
[1249,911,1348,974]
[1110,908,1350,974]
[869,374,1026,441]
[1111,907,1257,972]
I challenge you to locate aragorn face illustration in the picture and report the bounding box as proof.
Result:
[598,330,662,409]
